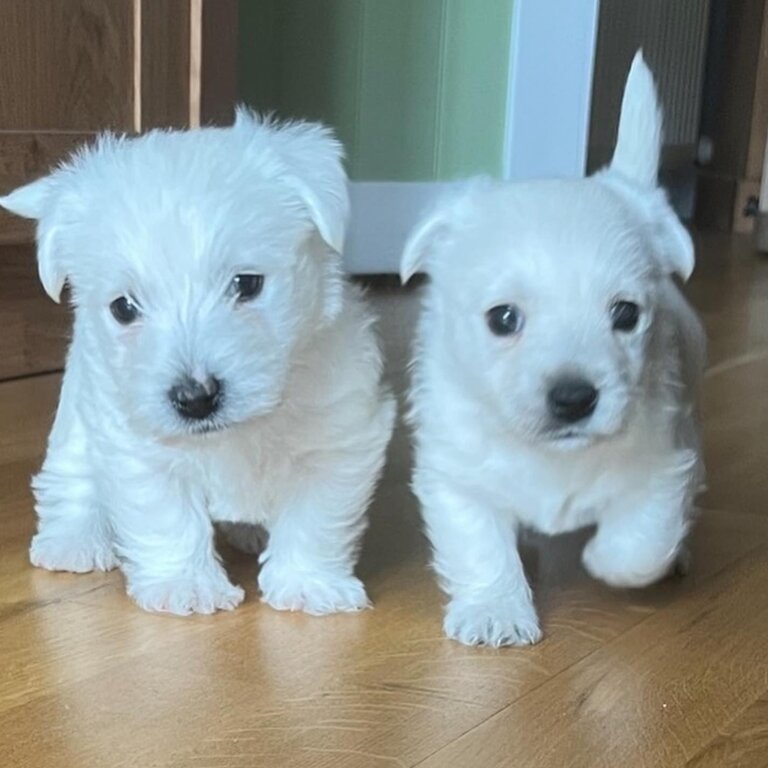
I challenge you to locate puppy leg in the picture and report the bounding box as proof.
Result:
[582,483,690,589]
[258,474,372,615]
[259,401,394,616]
[420,480,541,647]
[30,374,117,573]
[112,476,243,616]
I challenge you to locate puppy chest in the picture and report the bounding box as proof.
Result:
[202,442,291,525]
[492,455,611,534]
[513,482,601,535]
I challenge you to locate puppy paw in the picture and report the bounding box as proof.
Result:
[582,536,675,588]
[30,530,118,573]
[128,570,244,616]
[259,566,370,616]
[443,597,542,648]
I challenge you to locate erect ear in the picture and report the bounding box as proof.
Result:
[0,175,68,302]
[236,108,350,255]
[609,50,662,189]
[605,52,694,282]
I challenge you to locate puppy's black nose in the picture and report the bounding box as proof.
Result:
[547,378,598,423]
[169,376,221,420]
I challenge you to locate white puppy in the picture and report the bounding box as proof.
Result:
[401,53,705,647]
[1,112,395,616]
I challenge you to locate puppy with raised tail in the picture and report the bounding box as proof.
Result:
[1,112,395,616]
[401,53,705,647]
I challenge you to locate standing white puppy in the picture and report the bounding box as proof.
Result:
[402,53,705,647]
[1,112,395,616]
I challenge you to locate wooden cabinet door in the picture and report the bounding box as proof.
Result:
[0,0,135,244]
[0,0,237,381]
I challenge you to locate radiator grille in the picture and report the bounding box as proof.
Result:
[588,0,710,169]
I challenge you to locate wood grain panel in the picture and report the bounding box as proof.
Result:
[417,547,768,768]
[0,132,94,244]
[687,689,768,767]
[140,0,193,129]
[0,0,135,132]
[199,0,239,126]
[0,245,70,380]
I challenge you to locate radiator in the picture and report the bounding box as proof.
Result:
[588,0,711,170]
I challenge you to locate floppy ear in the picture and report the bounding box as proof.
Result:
[610,50,662,189]
[0,175,68,302]
[650,193,695,282]
[400,209,450,284]
[236,108,350,255]
[401,180,491,283]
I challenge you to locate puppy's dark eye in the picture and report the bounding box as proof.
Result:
[486,304,525,337]
[231,274,264,302]
[610,300,640,332]
[110,296,140,325]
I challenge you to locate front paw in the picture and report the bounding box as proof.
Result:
[30,530,118,573]
[127,569,244,616]
[259,564,370,616]
[443,595,542,648]
[582,535,678,588]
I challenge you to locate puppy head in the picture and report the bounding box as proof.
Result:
[0,111,349,438]
[403,52,693,450]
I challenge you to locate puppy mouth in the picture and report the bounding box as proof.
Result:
[179,397,285,437]
[543,428,596,449]
[184,419,230,436]
[543,420,626,449]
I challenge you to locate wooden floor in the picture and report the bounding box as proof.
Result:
[2,232,768,768]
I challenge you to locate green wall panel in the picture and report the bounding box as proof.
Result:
[238,0,514,181]
[435,0,515,179]
[355,1,445,180]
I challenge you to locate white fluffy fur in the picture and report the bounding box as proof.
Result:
[402,52,706,647]
[1,111,395,616]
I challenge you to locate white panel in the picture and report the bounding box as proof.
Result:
[503,0,601,180]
